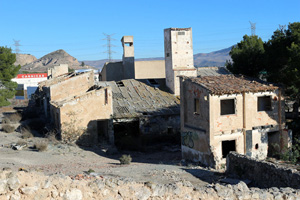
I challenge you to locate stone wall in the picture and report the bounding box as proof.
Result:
[1,169,299,200]
[226,152,300,189]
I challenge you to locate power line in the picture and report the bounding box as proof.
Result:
[279,24,286,32]
[102,33,116,62]
[249,21,256,36]
[13,39,21,54]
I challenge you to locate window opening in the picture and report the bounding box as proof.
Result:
[194,98,199,114]
[220,99,235,115]
[178,32,185,35]
[105,88,108,104]
[257,96,272,111]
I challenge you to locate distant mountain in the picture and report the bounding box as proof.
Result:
[193,46,232,67]
[20,49,93,72]
[81,46,232,70]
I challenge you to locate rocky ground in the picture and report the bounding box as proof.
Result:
[0,108,300,199]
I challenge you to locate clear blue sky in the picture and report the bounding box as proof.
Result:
[1,0,299,61]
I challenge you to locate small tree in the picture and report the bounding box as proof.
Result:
[226,35,265,78]
[0,46,20,106]
[81,61,85,67]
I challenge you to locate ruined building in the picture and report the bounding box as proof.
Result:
[164,28,197,96]
[100,36,165,82]
[180,75,292,168]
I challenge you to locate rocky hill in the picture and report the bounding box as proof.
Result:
[82,46,233,70]
[20,49,91,72]
[14,54,37,67]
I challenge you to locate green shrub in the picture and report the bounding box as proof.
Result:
[119,154,132,165]
[280,138,300,164]
[34,140,48,152]
[2,124,15,133]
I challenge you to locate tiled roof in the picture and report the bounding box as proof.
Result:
[197,67,231,77]
[186,75,278,95]
[98,79,180,119]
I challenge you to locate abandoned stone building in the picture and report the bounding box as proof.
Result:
[100,36,165,82]
[34,66,180,147]
[180,74,292,168]
[35,71,95,120]
[97,79,180,149]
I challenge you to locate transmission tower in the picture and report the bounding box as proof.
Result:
[279,24,286,32]
[102,33,116,62]
[249,21,256,36]
[13,39,21,54]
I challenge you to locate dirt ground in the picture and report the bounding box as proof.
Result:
[0,108,222,188]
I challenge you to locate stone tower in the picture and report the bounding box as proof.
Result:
[121,36,135,79]
[164,28,197,96]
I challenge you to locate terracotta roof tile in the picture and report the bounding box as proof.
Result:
[185,75,278,95]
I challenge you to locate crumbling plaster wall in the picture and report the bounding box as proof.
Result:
[49,71,94,101]
[47,64,68,79]
[53,87,113,143]
[180,79,213,165]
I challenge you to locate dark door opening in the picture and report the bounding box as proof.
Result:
[97,120,109,142]
[267,131,280,157]
[222,140,236,158]
[114,120,140,150]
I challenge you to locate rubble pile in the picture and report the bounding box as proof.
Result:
[0,168,299,200]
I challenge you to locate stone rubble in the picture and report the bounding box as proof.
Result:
[0,168,299,200]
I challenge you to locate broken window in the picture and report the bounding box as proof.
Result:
[125,42,133,47]
[220,99,235,115]
[194,98,200,114]
[257,96,272,111]
[166,53,170,57]
[116,81,124,87]
[222,140,236,158]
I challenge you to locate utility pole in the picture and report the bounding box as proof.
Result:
[13,39,21,54]
[279,24,286,32]
[103,33,116,62]
[249,21,256,36]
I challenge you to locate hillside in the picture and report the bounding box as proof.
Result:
[14,54,37,66]
[20,49,92,72]
[82,46,232,70]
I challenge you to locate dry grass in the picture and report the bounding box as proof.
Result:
[2,124,15,133]
[21,127,33,139]
[34,140,48,152]
[16,140,27,146]
[7,113,22,123]
[46,130,58,144]
[2,117,11,124]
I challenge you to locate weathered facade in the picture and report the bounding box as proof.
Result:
[180,74,292,168]
[164,28,197,96]
[50,86,113,144]
[36,71,94,120]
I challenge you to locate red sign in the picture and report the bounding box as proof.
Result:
[17,73,47,79]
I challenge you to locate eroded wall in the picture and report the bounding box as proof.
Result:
[47,64,68,79]
[49,71,94,101]
[52,87,113,143]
